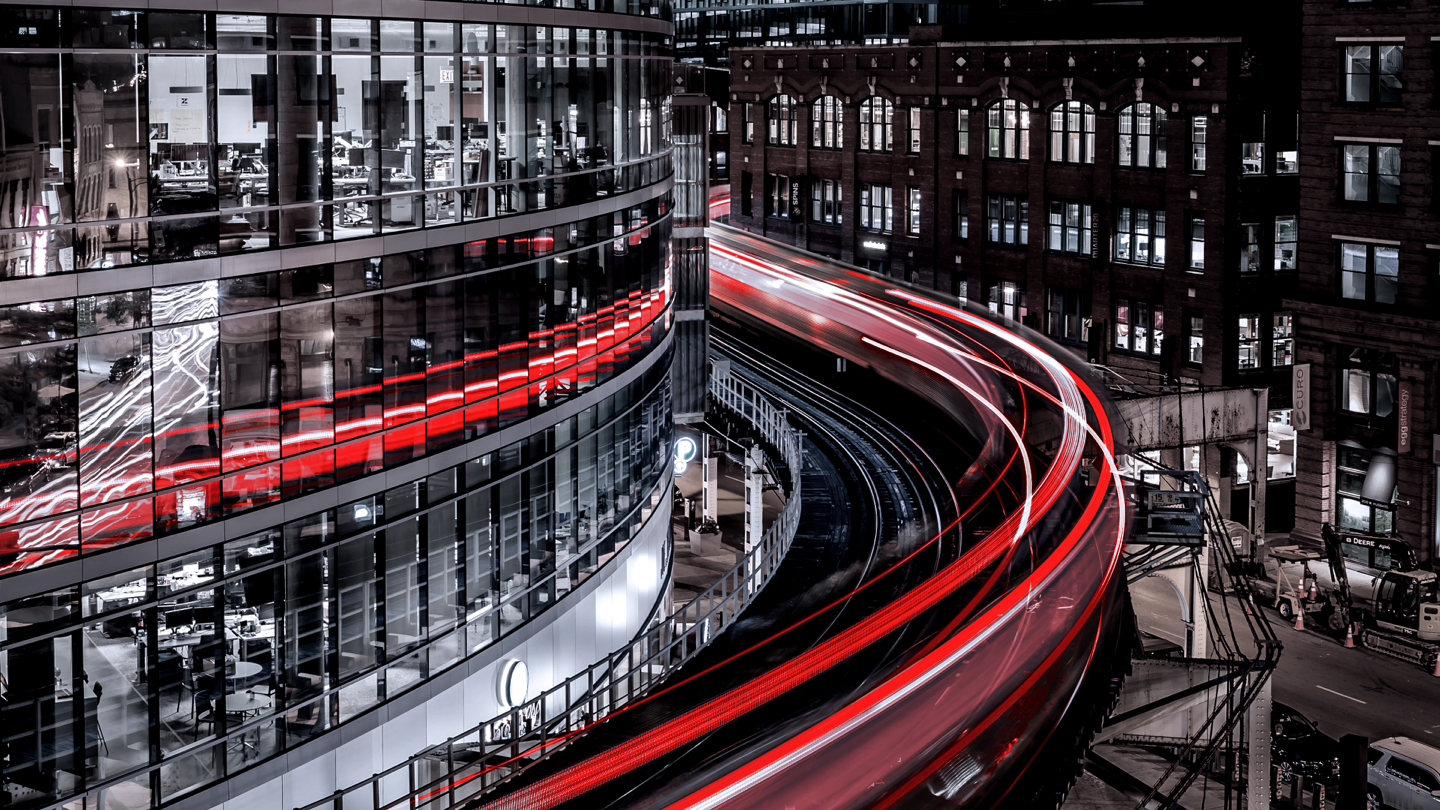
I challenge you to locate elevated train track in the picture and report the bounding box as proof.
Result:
[453,221,1132,810]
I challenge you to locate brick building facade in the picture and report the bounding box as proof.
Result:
[1288,0,1440,559]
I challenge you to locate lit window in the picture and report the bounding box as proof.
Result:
[1273,313,1293,367]
[986,194,1028,246]
[1117,103,1167,168]
[1185,313,1203,365]
[1241,142,1265,175]
[1341,143,1401,204]
[1046,201,1092,255]
[1048,101,1095,164]
[1238,314,1261,370]
[986,99,1030,160]
[859,183,892,232]
[859,97,893,152]
[1188,215,1205,272]
[1340,242,1399,304]
[767,95,797,146]
[810,178,842,225]
[1343,44,1403,104]
[1274,216,1297,270]
[906,187,921,235]
[1190,116,1207,172]
[1114,299,1163,355]
[956,110,969,156]
[908,107,921,154]
[811,96,843,149]
[1114,206,1166,267]
[988,281,1022,321]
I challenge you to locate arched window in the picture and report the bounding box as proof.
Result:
[859,97,893,153]
[811,96,843,149]
[1049,101,1095,164]
[986,99,1030,160]
[1117,103,1168,168]
[767,95,797,146]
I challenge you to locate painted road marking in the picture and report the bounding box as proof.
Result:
[1316,685,1367,705]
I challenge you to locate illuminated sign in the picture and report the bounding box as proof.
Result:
[497,659,529,709]
[673,436,697,475]
[440,69,454,83]
[861,240,888,252]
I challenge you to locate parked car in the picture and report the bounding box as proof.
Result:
[1368,736,1440,810]
[109,355,140,382]
[1272,702,1341,786]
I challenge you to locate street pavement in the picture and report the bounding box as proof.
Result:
[1132,576,1440,746]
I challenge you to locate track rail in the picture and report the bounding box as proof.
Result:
[461,222,1130,810]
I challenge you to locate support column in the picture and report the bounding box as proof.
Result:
[744,443,765,593]
[702,434,718,521]
[1251,388,1269,556]
[1246,672,1273,809]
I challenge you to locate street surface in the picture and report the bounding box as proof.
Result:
[1132,576,1440,745]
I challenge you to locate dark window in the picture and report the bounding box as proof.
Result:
[1048,101,1095,164]
[1386,757,1440,792]
[988,281,1022,321]
[952,190,968,240]
[1045,287,1089,347]
[987,99,1029,160]
[1117,103,1167,168]
[1114,207,1166,267]
[765,173,790,219]
[906,187,921,235]
[956,110,970,156]
[1340,241,1399,304]
[743,102,754,143]
[1339,348,1398,418]
[1341,143,1401,204]
[1343,44,1403,104]
[986,194,1028,246]
[907,107,921,154]
[740,171,753,216]
[810,178,842,225]
[1240,223,1261,273]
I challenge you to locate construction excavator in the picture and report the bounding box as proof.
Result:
[1271,523,1440,668]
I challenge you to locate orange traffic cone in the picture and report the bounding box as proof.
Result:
[1294,609,1305,631]
[1344,623,1356,648]
[1432,654,1440,678]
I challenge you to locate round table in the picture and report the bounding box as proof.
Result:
[206,661,263,680]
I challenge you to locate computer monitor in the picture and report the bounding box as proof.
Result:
[164,607,194,631]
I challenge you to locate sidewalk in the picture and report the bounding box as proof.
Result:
[668,430,783,610]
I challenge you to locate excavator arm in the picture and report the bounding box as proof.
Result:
[1320,523,1355,630]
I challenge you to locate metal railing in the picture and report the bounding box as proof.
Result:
[294,355,804,810]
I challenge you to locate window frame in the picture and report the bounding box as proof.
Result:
[858,182,893,233]
[956,110,970,156]
[810,178,842,226]
[767,94,797,146]
[906,186,921,235]
[1237,313,1262,371]
[859,97,894,153]
[986,99,1030,161]
[1117,103,1168,169]
[907,106,921,154]
[1184,311,1203,366]
[952,189,969,241]
[1045,287,1090,347]
[1048,101,1096,165]
[1190,116,1207,173]
[1187,214,1205,272]
[1113,298,1164,356]
[1341,43,1404,105]
[811,95,843,150]
[1339,141,1402,206]
[1045,200,1093,256]
[1339,241,1400,305]
[1274,216,1298,271]
[1113,206,1166,267]
[742,102,754,144]
[985,193,1028,247]
[765,173,791,219]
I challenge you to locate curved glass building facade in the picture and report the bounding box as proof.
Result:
[0,3,674,809]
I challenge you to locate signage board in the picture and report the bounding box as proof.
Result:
[861,239,888,252]
[1292,363,1311,431]
[1399,380,1412,453]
